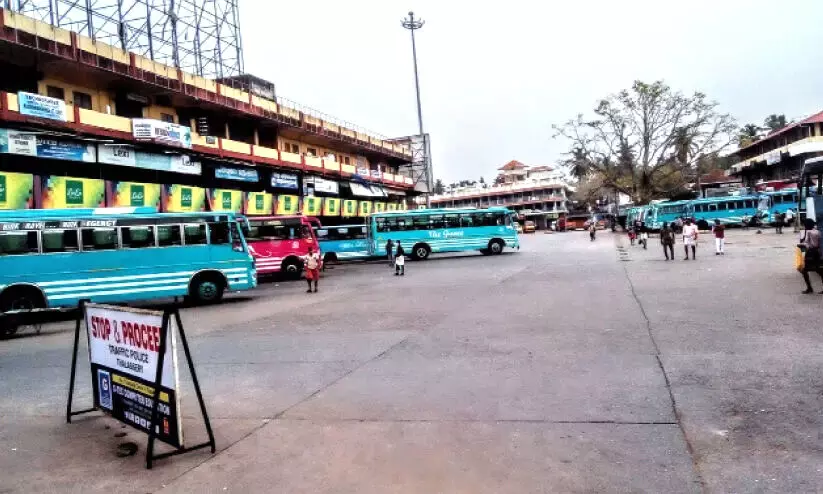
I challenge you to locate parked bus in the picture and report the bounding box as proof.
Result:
[0,208,256,335]
[798,157,823,224]
[243,215,321,278]
[647,200,690,230]
[760,189,799,224]
[367,207,519,260]
[690,195,764,230]
[315,224,371,264]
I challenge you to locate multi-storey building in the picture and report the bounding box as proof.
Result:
[0,8,416,223]
[430,161,571,229]
[729,111,823,189]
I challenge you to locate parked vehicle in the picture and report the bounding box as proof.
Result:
[315,224,371,263]
[242,215,321,278]
[523,220,536,233]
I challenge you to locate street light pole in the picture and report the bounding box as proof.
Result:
[402,11,432,207]
[402,11,425,136]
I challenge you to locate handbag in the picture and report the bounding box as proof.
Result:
[795,246,805,272]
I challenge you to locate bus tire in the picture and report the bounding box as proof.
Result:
[412,243,430,260]
[0,286,46,338]
[189,273,225,305]
[281,258,303,280]
[323,253,338,265]
[488,239,504,255]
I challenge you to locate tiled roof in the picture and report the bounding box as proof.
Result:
[498,160,527,170]
[734,110,823,155]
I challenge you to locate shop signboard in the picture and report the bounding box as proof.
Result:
[132,119,192,149]
[271,172,299,190]
[386,203,398,211]
[209,189,243,212]
[18,91,67,121]
[83,304,184,448]
[215,166,259,182]
[323,197,340,216]
[342,199,358,217]
[370,170,382,179]
[245,192,273,215]
[0,129,37,155]
[109,181,161,208]
[36,137,97,162]
[0,172,34,209]
[98,145,200,175]
[302,196,322,215]
[358,201,372,217]
[41,176,105,209]
[356,167,370,177]
[163,184,206,212]
[276,194,299,215]
[373,202,386,213]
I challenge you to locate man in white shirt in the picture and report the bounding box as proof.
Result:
[682,218,699,260]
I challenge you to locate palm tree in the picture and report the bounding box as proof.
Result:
[738,124,761,147]
[763,114,789,133]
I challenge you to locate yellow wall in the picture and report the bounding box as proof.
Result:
[143,105,179,124]
[37,78,114,114]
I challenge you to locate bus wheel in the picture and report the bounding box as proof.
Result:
[281,258,303,279]
[488,239,504,255]
[0,287,45,338]
[190,274,225,305]
[412,244,430,260]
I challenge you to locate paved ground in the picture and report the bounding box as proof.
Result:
[1,228,821,493]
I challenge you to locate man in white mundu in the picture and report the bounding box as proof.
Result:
[682,218,699,260]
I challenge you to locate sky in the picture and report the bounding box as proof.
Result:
[240,0,823,183]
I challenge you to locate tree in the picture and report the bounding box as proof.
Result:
[764,114,789,133]
[479,176,485,184]
[553,80,736,204]
[738,124,761,148]
[433,179,445,195]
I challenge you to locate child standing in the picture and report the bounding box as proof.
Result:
[395,242,405,276]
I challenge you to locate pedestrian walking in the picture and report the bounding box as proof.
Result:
[674,217,684,235]
[799,218,823,294]
[628,225,636,246]
[712,219,725,255]
[639,222,649,249]
[776,212,785,234]
[395,242,405,276]
[589,222,596,241]
[385,239,395,266]
[660,222,675,260]
[741,214,750,231]
[786,208,795,228]
[303,246,321,293]
[682,218,698,260]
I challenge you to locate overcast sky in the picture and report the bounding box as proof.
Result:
[240,0,823,182]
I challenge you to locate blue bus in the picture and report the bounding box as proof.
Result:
[759,189,798,223]
[0,208,256,334]
[647,200,691,230]
[367,207,520,260]
[315,224,371,263]
[690,195,764,229]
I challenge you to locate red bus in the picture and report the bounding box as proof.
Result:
[243,215,322,278]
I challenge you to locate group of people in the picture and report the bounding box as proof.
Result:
[385,239,406,276]
[655,218,725,260]
[300,238,408,294]
[627,220,649,249]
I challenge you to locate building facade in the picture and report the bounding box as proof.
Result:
[430,161,571,229]
[0,8,415,223]
[729,111,823,189]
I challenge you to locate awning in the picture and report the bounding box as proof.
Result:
[349,182,385,198]
[789,140,823,157]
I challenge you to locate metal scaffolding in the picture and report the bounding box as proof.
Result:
[5,0,244,78]
[390,133,432,196]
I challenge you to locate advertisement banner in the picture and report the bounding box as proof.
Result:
[98,145,201,175]
[163,184,206,212]
[373,202,386,213]
[356,167,370,176]
[132,119,192,149]
[304,176,339,195]
[41,176,105,209]
[370,170,382,179]
[276,194,299,215]
[245,192,273,215]
[0,172,34,209]
[386,203,398,211]
[209,189,243,212]
[84,303,183,448]
[397,202,408,211]
[18,91,67,121]
[358,201,372,217]
[342,199,358,217]
[110,181,161,208]
[215,166,259,182]
[0,129,37,155]
[302,196,322,215]
[323,197,341,216]
[271,172,299,190]
[36,137,97,162]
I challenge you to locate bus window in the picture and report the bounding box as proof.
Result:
[121,226,155,248]
[42,229,79,252]
[0,231,39,255]
[412,216,430,230]
[81,228,117,251]
[209,222,230,244]
[396,217,409,231]
[460,213,474,227]
[378,218,395,232]
[429,215,444,229]
[157,225,183,246]
[246,223,291,240]
[300,225,312,239]
[708,204,718,212]
[183,224,208,245]
[444,214,460,228]
[744,200,753,208]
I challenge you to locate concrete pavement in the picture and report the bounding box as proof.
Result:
[0,228,819,493]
